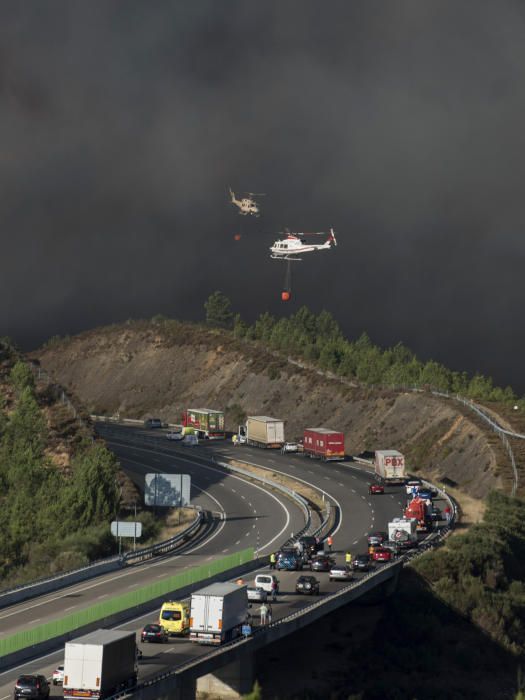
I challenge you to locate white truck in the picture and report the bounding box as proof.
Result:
[238,416,285,449]
[63,629,138,700]
[388,518,418,548]
[374,449,406,483]
[189,582,248,645]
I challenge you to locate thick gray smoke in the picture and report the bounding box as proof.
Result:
[1,2,525,391]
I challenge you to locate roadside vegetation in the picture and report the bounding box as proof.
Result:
[0,339,158,588]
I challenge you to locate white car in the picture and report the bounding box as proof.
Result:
[166,431,184,441]
[281,442,299,453]
[247,587,267,602]
[329,565,353,582]
[52,664,64,685]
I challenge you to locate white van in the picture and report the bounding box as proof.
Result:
[254,574,279,598]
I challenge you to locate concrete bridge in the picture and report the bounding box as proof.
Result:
[124,559,402,699]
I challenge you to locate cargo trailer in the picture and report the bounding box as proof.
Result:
[63,629,138,699]
[239,416,285,449]
[189,582,248,644]
[182,408,225,439]
[303,428,345,461]
[374,450,406,483]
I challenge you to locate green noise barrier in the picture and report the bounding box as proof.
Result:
[0,547,254,658]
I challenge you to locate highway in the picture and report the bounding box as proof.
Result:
[0,426,428,698]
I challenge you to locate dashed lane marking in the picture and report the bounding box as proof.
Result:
[338,482,344,487]
[222,548,229,553]
[236,540,241,545]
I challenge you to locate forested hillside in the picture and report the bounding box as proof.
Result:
[0,339,132,587]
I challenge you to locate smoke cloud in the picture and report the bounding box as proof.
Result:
[1,2,525,391]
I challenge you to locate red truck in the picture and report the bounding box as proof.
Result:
[404,496,431,532]
[303,428,345,461]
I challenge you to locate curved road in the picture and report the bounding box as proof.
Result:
[0,426,420,698]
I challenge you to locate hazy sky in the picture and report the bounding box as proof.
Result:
[1,2,525,392]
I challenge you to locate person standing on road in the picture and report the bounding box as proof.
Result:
[444,505,452,523]
[267,604,273,624]
[269,552,276,569]
[345,551,352,566]
[259,602,268,625]
[271,579,278,602]
[327,535,333,552]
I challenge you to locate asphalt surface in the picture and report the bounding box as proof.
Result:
[0,426,442,698]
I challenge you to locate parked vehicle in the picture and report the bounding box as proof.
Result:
[368,483,385,495]
[254,573,280,597]
[63,629,138,700]
[329,564,353,582]
[141,624,169,643]
[52,665,64,685]
[404,496,432,532]
[182,408,225,439]
[295,575,320,595]
[182,433,199,446]
[372,547,394,562]
[417,488,434,501]
[247,587,267,602]
[159,600,190,636]
[374,450,406,484]
[281,441,299,453]
[14,675,50,699]
[189,582,248,645]
[303,428,345,461]
[367,531,388,546]
[166,430,184,441]
[144,417,162,429]
[352,553,374,572]
[310,554,335,572]
[277,549,304,571]
[405,478,423,495]
[238,416,285,449]
[388,518,418,547]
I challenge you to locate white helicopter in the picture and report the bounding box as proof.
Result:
[229,187,266,217]
[270,228,337,260]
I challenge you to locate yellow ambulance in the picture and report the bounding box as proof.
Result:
[159,600,190,636]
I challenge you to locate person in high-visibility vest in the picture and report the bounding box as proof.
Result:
[269,552,276,570]
[326,535,333,552]
[345,551,352,565]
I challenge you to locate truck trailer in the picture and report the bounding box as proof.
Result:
[239,416,285,449]
[374,450,406,483]
[388,517,418,547]
[182,408,225,439]
[63,629,138,700]
[303,428,345,461]
[189,582,248,644]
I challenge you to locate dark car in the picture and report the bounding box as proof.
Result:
[141,623,169,643]
[368,483,385,495]
[367,531,388,546]
[430,506,442,521]
[295,575,320,595]
[298,536,319,559]
[310,555,335,572]
[144,417,162,429]
[14,675,50,699]
[277,550,303,571]
[417,488,434,500]
[352,553,374,572]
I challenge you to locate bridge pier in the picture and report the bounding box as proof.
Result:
[197,653,255,699]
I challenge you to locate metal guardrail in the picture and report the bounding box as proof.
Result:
[122,509,203,564]
[431,390,519,497]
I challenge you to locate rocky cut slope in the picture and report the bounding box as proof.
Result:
[33,319,511,500]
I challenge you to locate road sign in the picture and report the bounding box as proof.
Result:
[111,521,143,538]
[144,473,191,507]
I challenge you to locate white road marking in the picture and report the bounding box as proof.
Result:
[241,495,246,499]
[31,618,41,624]
[97,594,109,599]
[235,540,241,545]
[368,502,372,507]
[338,482,344,487]
[353,540,358,545]
[231,488,237,493]
[206,556,213,560]
[245,532,250,537]
[324,476,330,481]
[222,548,229,553]
[351,489,356,493]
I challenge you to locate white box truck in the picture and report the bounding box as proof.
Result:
[63,629,138,699]
[238,416,285,449]
[388,518,418,548]
[189,582,248,645]
[375,450,406,483]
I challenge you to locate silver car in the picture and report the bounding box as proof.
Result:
[329,564,353,582]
